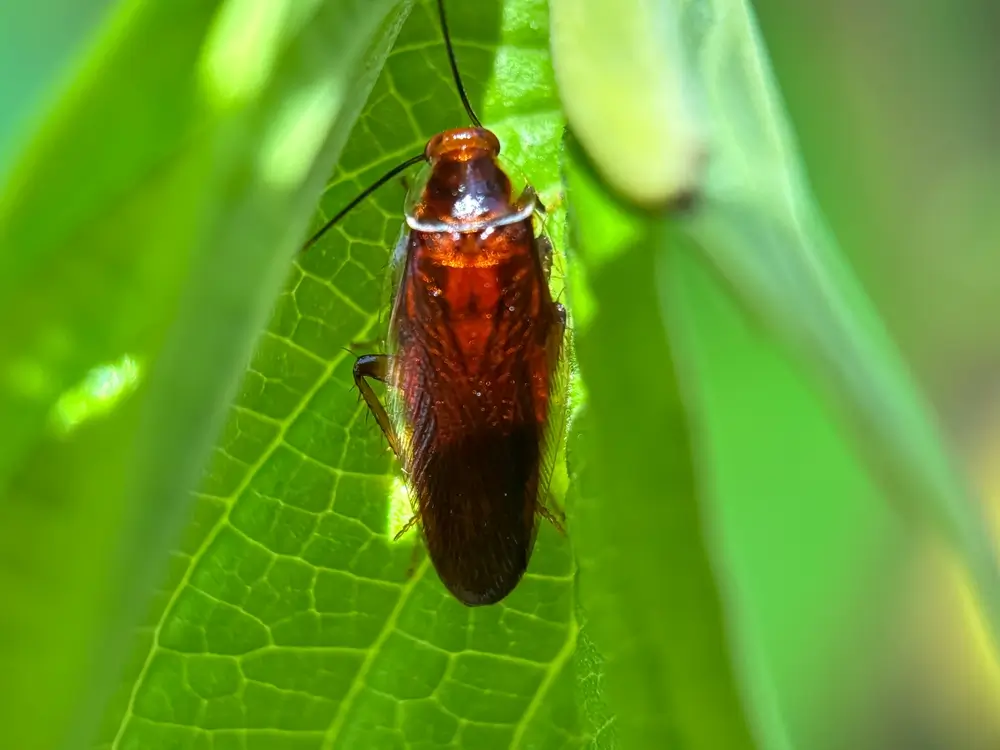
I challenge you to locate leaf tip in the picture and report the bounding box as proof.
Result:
[549,0,707,208]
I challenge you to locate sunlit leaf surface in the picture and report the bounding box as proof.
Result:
[96,2,599,748]
[0,0,408,745]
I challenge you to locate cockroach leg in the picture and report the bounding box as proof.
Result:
[536,235,554,280]
[353,354,401,457]
[551,303,567,358]
[551,302,567,360]
[404,539,424,579]
[393,513,420,542]
[520,184,547,214]
[347,337,384,352]
[538,504,567,535]
[555,301,567,326]
[537,301,569,537]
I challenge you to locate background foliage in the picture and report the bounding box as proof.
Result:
[1,0,998,749]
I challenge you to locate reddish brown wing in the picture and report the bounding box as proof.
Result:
[388,218,560,605]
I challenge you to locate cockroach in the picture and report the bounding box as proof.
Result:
[302,0,566,606]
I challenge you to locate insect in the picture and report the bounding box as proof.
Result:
[303,0,566,606]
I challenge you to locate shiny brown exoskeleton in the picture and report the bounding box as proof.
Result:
[303,1,565,606]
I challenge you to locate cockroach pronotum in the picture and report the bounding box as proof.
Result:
[302,0,566,606]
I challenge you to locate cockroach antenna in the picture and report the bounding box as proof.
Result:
[300,0,484,252]
[301,153,423,252]
[436,0,482,127]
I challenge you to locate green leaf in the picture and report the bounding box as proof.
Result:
[0,0,116,176]
[670,0,1000,645]
[97,2,601,749]
[552,0,1000,659]
[549,0,1000,744]
[0,0,409,747]
[548,0,704,207]
[563,136,758,750]
[663,245,890,749]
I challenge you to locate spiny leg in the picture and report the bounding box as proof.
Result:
[519,184,547,215]
[346,337,384,353]
[396,513,423,579]
[525,187,556,278]
[537,301,569,536]
[353,354,401,457]
[357,355,421,553]
[538,504,566,535]
[549,300,567,367]
[405,538,424,578]
[521,184,568,218]
[536,235,554,280]
[393,514,419,542]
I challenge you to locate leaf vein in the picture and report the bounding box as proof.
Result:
[319,557,431,749]
[109,317,379,749]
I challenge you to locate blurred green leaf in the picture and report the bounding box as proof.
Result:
[563,136,758,750]
[548,0,705,207]
[95,1,602,749]
[663,244,891,750]
[0,0,116,176]
[550,0,1000,745]
[0,0,410,747]
[667,0,1000,646]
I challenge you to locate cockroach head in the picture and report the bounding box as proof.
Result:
[425,127,501,163]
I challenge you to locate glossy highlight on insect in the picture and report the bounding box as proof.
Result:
[303,0,566,606]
